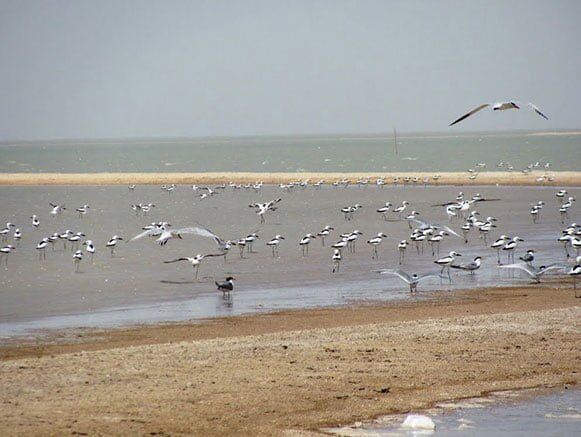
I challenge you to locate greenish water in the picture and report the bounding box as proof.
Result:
[0,131,579,173]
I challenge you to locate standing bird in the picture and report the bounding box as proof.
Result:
[367,233,388,259]
[0,223,15,243]
[83,240,96,263]
[76,205,90,218]
[13,229,22,246]
[31,215,40,229]
[106,235,123,256]
[450,256,482,275]
[299,234,316,256]
[568,263,581,296]
[519,250,535,265]
[434,251,462,281]
[164,253,224,280]
[0,245,15,266]
[398,240,409,265]
[73,250,83,272]
[449,101,548,126]
[376,202,393,220]
[332,249,342,273]
[215,277,235,294]
[491,235,510,264]
[36,238,49,260]
[502,237,524,263]
[267,235,285,257]
[394,201,410,219]
[377,269,446,293]
[317,226,334,246]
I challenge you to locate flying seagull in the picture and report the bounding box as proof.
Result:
[449,101,548,126]
[377,269,446,293]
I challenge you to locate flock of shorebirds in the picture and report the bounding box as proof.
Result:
[0,173,579,297]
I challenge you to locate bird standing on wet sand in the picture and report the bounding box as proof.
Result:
[299,234,316,256]
[73,250,83,272]
[0,245,15,266]
[434,251,462,281]
[267,235,285,257]
[332,249,342,273]
[367,233,387,259]
[106,235,123,256]
[317,226,334,246]
[216,277,235,294]
[450,256,482,275]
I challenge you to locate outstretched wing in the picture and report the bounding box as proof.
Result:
[527,102,549,120]
[417,272,447,282]
[164,258,190,263]
[192,225,227,246]
[131,228,162,241]
[377,269,412,283]
[538,263,568,275]
[498,263,536,277]
[449,104,490,126]
[202,253,226,258]
[433,223,461,238]
[172,227,203,236]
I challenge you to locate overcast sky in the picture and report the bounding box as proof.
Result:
[0,0,579,141]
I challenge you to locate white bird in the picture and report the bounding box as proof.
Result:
[450,256,482,275]
[0,245,15,265]
[49,202,66,215]
[164,253,224,279]
[73,250,83,272]
[36,238,49,260]
[498,263,569,283]
[367,233,388,259]
[434,251,462,281]
[332,249,342,273]
[267,235,285,257]
[317,226,334,246]
[83,240,96,263]
[502,236,524,263]
[568,263,581,295]
[131,226,200,246]
[394,201,409,218]
[376,202,393,220]
[13,228,22,246]
[491,235,511,264]
[398,240,409,265]
[0,223,15,242]
[449,101,548,126]
[76,205,90,218]
[106,235,123,256]
[31,215,40,229]
[299,234,316,256]
[377,269,445,293]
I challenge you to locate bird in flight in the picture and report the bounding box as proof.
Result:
[449,101,548,126]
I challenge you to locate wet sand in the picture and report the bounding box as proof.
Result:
[1,171,580,186]
[0,184,578,335]
[0,286,579,435]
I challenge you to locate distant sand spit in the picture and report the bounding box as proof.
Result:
[0,171,580,186]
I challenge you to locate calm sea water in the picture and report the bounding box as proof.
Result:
[1,131,579,173]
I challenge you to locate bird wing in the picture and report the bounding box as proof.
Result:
[406,218,429,228]
[449,104,490,126]
[172,227,202,236]
[130,228,161,241]
[202,253,226,258]
[498,263,536,277]
[192,225,227,246]
[538,263,569,275]
[527,102,549,120]
[417,272,447,282]
[377,269,412,283]
[433,223,461,238]
[163,258,190,263]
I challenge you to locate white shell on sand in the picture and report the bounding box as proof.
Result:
[401,414,436,430]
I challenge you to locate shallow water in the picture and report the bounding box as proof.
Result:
[1,131,579,173]
[0,184,578,339]
[339,388,581,436]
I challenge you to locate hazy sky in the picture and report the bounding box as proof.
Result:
[1,0,580,140]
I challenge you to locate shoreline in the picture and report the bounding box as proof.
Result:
[1,285,579,434]
[0,171,580,186]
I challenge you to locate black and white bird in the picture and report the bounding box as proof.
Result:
[131,226,199,246]
[267,235,285,257]
[450,256,482,275]
[332,249,342,273]
[249,198,282,223]
[164,253,224,279]
[49,202,66,215]
[83,240,96,263]
[31,215,40,229]
[106,235,123,256]
[215,277,234,294]
[394,201,410,218]
[341,204,362,221]
[502,237,524,263]
[36,238,49,260]
[76,205,90,218]
[73,250,83,272]
[519,250,535,265]
[377,269,446,293]
[491,235,511,264]
[367,232,387,259]
[377,202,392,220]
[0,245,15,265]
[398,240,409,265]
[68,232,86,251]
[299,234,316,256]
[498,263,568,283]
[568,263,581,295]
[434,251,462,281]
[449,101,548,126]
[13,228,22,246]
[0,223,15,243]
[317,226,334,246]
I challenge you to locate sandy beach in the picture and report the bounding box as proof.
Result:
[0,285,579,435]
[0,171,580,186]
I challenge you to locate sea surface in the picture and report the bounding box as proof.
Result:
[1,131,580,173]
